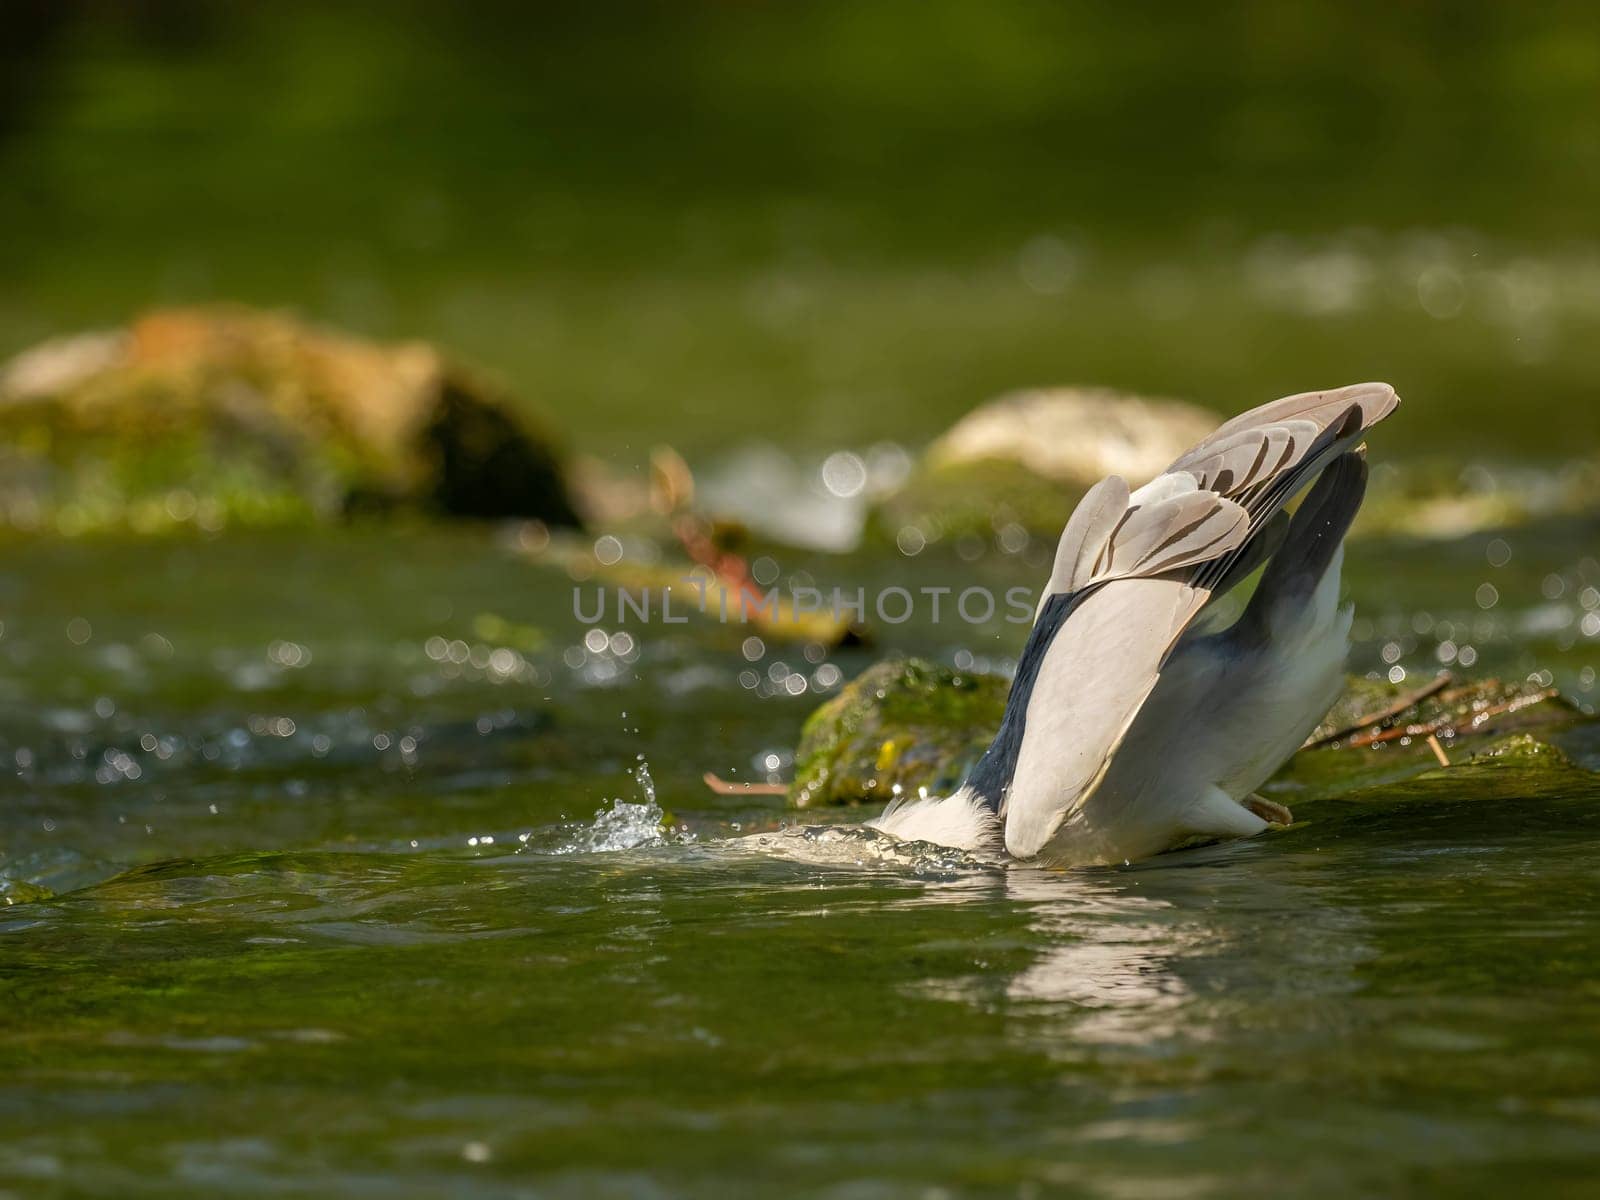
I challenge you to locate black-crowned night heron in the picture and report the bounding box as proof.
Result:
[872,383,1400,865]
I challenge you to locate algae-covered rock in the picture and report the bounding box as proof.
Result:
[1354,457,1600,540]
[790,658,1598,808]
[789,657,1007,807]
[1470,731,1578,767]
[0,307,582,533]
[0,878,53,905]
[866,387,1218,547]
[1268,729,1600,847]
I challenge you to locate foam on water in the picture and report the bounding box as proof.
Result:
[538,760,994,873]
[729,823,999,875]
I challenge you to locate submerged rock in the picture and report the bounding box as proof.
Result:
[866,387,1218,547]
[790,658,1597,807]
[0,307,582,533]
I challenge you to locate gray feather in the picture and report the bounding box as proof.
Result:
[1038,474,1129,613]
[1238,450,1368,642]
[1208,507,1291,598]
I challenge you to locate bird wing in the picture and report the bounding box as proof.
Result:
[998,382,1399,859]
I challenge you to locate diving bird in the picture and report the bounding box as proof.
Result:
[871,382,1399,865]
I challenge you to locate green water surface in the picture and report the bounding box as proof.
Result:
[3,522,1599,1197]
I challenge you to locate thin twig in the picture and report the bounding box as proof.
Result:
[1342,687,1559,749]
[1306,671,1455,747]
[1425,733,1451,768]
[702,771,787,796]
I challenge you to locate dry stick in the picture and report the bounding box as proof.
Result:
[1305,671,1455,748]
[703,772,788,796]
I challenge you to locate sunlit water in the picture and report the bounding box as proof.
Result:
[3,516,1600,1196]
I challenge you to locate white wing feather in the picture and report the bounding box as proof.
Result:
[1004,578,1204,858]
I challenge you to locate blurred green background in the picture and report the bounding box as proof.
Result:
[6,13,1600,1194]
[3,0,1598,459]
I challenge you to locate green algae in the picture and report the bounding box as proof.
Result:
[789,657,1007,807]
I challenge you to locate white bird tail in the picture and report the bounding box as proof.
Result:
[868,787,1002,853]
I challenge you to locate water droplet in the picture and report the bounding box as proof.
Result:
[820,451,867,499]
[896,526,926,556]
[593,535,623,566]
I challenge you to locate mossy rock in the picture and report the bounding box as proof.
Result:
[789,657,1007,807]
[865,387,1219,547]
[0,307,583,534]
[864,457,1085,547]
[1267,730,1600,850]
[1469,731,1577,767]
[1,878,53,905]
[791,659,1597,808]
[1354,456,1600,540]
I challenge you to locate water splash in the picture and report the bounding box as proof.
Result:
[567,799,667,854]
[633,754,656,804]
[551,753,668,854]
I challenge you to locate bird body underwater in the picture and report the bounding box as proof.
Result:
[870,383,1400,866]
